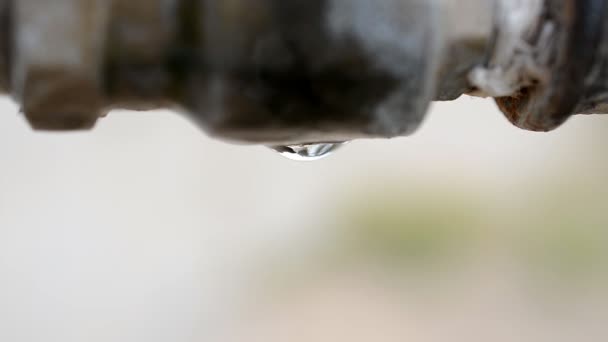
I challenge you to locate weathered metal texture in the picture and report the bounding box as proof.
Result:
[0,0,607,144]
[494,0,608,131]
[13,0,109,129]
[575,1,608,115]
[0,0,10,93]
[184,0,444,144]
[435,0,493,101]
[0,0,494,144]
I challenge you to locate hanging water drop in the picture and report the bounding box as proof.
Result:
[271,142,345,161]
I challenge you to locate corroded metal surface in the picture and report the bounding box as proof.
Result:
[494,0,608,131]
[0,0,607,145]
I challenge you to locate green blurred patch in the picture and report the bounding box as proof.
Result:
[332,184,485,266]
[330,178,608,282]
[516,181,608,279]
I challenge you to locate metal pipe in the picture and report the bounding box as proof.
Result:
[0,0,606,147]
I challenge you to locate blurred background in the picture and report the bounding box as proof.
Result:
[0,96,607,341]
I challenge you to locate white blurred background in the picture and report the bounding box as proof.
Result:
[0,96,607,341]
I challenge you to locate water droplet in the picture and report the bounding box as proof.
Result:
[271,142,345,161]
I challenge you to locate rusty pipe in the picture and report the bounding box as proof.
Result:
[0,0,606,150]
